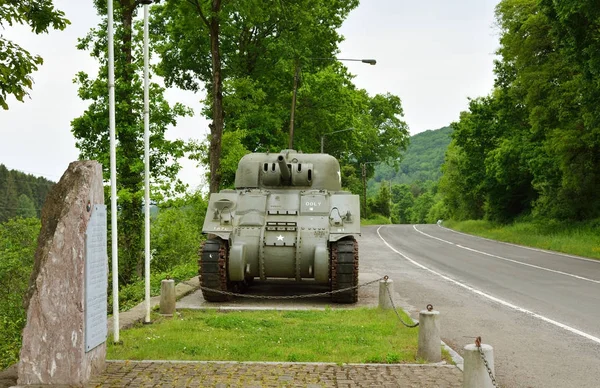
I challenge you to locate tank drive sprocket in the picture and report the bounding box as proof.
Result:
[330,238,359,303]
[198,238,231,302]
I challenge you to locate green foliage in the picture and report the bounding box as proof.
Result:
[152,0,409,191]
[108,193,208,312]
[361,214,392,225]
[72,1,191,285]
[373,126,453,186]
[0,217,40,369]
[16,194,36,218]
[0,164,54,222]
[371,181,391,218]
[390,184,414,224]
[438,0,600,223]
[188,130,251,190]
[0,0,70,109]
[110,261,198,313]
[150,193,207,272]
[410,192,435,224]
[341,165,362,196]
[426,196,448,224]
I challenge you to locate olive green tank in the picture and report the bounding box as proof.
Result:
[199,149,361,303]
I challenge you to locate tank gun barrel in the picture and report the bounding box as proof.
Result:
[277,155,291,183]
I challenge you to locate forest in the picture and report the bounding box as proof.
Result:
[0,165,55,223]
[368,0,600,226]
[439,0,600,224]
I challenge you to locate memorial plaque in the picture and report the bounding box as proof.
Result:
[85,204,108,352]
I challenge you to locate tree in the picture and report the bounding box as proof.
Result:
[151,0,362,191]
[390,184,414,224]
[0,173,19,223]
[0,0,69,109]
[0,217,40,368]
[16,194,36,218]
[411,192,435,224]
[72,0,190,285]
[373,181,391,218]
[150,192,207,272]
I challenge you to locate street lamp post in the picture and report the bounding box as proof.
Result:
[288,57,376,149]
[321,128,355,153]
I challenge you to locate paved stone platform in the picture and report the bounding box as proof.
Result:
[86,360,462,387]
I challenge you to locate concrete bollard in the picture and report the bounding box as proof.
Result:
[463,343,495,388]
[417,308,441,362]
[378,279,394,310]
[160,279,176,316]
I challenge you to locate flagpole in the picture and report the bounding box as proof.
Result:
[143,1,151,324]
[107,0,120,343]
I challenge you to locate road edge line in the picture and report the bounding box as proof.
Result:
[376,225,600,347]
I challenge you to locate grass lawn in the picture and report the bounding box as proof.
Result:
[443,219,600,260]
[108,308,449,364]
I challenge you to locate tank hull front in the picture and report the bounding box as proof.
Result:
[202,189,360,284]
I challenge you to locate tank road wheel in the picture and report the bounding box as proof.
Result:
[330,238,359,304]
[198,238,231,302]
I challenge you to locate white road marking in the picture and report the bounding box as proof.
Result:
[376,226,600,346]
[437,224,599,263]
[412,225,600,285]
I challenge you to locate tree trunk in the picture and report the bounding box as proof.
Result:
[208,0,223,193]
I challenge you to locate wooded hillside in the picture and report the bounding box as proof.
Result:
[371,126,452,188]
[0,164,55,223]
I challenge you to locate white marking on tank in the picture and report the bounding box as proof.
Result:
[277,235,284,241]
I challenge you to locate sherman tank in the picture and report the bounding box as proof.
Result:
[199,149,361,303]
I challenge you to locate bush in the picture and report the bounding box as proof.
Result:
[108,192,208,313]
[0,217,40,369]
[150,193,207,272]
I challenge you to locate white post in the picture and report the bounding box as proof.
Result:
[378,278,394,310]
[143,2,151,324]
[463,342,495,388]
[107,0,120,343]
[159,279,176,316]
[417,308,441,362]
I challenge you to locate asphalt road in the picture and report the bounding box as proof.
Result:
[369,224,600,388]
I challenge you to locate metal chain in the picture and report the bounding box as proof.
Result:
[384,280,419,328]
[198,277,384,300]
[476,336,498,387]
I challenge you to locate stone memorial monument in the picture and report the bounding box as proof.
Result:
[18,161,107,386]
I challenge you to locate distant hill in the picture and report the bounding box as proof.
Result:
[370,125,453,187]
[0,164,55,223]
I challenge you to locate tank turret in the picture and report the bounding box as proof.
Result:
[200,150,360,303]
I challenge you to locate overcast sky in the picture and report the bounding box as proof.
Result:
[0,0,500,190]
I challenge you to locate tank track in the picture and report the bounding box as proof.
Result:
[330,238,359,303]
[198,238,231,302]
